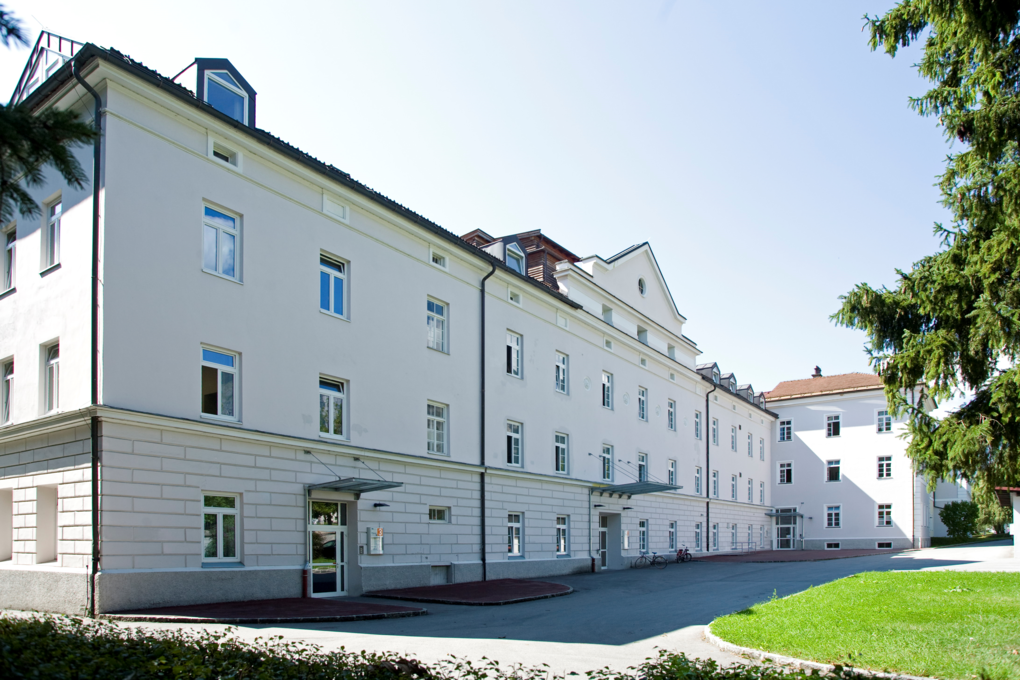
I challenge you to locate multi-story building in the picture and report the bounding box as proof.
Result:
[765,369,935,551]
[0,34,776,615]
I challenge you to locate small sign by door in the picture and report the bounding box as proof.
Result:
[368,526,384,555]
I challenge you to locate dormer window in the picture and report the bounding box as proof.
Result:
[728,378,736,392]
[759,395,766,409]
[205,70,247,123]
[712,369,720,384]
[506,243,525,274]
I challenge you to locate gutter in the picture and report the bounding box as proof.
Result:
[72,58,102,619]
[704,381,717,552]
[479,263,497,581]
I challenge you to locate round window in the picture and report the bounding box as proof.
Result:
[638,278,646,296]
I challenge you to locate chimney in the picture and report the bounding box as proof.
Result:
[812,366,822,378]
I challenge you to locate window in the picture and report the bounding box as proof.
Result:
[877,504,893,527]
[506,421,522,466]
[711,418,719,445]
[711,470,719,497]
[731,524,737,550]
[554,433,568,474]
[638,387,647,421]
[506,332,521,377]
[427,402,447,455]
[730,426,737,451]
[778,461,793,484]
[556,516,569,555]
[602,304,614,326]
[711,523,719,551]
[602,372,613,409]
[694,522,702,551]
[1,359,11,423]
[759,438,765,461]
[668,521,676,551]
[826,414,841,438]
[668,459,676,486]
[555,352,568,393]
[427,299,447,352]
[877,410,892,433]
[204,70,248,123]
[760,525,765,548]
[557,312,569,329]
[601,445,613,481]
[779,420,793,442]
[694,466,702,495]
[877,541,893,549]
[211,142,238,166]
[637,327,649,345]
[508,288,522,306]
[747,478,753,502]
[637,453,648,482]
[430,250,447,269]
[639,357,647,367]
[878,456,892,479]
[203,206,240,280]
[826,460,841,482]
[667,400,676,431]
[507,512,523,555]
[638,278,646,296]
[747,433,752,457]
[319,255,346,318]
[506,243,525,274]
[669,371,676,382]
[44,344,59,413]
[203,494,239,562]
[44,201,60,269]
[712,368,720,384]
[826,505,841,528]
[694,411,702,439]
[3,227,13,291]
[730,474,737,500]
[638,519,648,552]
[318,377,345,437]
[429,507,450,522]
[826,542,841,550]
[604,337,614,351]
[759,481,764,504]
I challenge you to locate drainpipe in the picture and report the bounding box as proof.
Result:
[479,263,497,581]
[73,58,102,619]
[704,382,716,550]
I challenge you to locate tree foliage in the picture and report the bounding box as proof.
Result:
[833,1,1020,500]
[976,494,1012,533]
[938,500,979,539]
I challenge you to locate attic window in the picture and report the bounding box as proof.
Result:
[728,378,736,392]
[638,278,646,296]
[506,243,525,274]
[205,70,248,124]
[669,372,676,382]
[712,369,720,384]
[508,288,522,306]
[211,142,237,166]
[640,357,647,368]
[430,248,448,270]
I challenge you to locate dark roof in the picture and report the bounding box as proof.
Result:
[696,362,718,371]
[34,44,582,311]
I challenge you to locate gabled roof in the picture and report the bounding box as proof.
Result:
[579,242,686,324]
[765,373,883,402]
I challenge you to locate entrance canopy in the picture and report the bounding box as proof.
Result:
[591,482,680,498]
[306,478,403,496]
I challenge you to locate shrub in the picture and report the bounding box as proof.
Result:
[939,500,979,540]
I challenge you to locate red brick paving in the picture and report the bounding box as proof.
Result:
[365,578,573,605]
[103,597,426,624]
[697,548,910,563]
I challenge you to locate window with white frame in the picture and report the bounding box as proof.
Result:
[747,478,753,502]
[730,474,737,500]
[554,433,568,474]
[556,516,568,555]
[711,470,719,497]
[203,494,239,562]
[430,249,447,269]
[731,523,738,550]
[602,304,613,325]
[694,466,702,495]
[507,512,523,555]
[203,205,240,280]
[711,523,719,551]
[759,437,764,461]
[638,387,647,421]
[204,70,248,123]
[667,399,676,431]
[44,200,60,269]
[668,521,676,551]
[637,453,648,482]
[747,433,752,457]
[427,298,447,352]
[506,421,522,466]
[555,352,568,393]
[877,504,893,526]
[778,461,793,484]
[638,519,648,552]
[668,459,676,486]
[826,460,841,482]
[760,525,765,548]
[506,243,526,274]
[779,419,793,442]
[319,255,346,318]
[3,226,14,291]
[506,332,521,377]
[826,414,841,438]
[1,359,11,423]
[826,504,841,528]
[877,410,892,433]
[44,344,59,413]
[878,456,892,479]
[601,445,613,481]
[602,372,613,409]
[748,524,753,548]
[428,506,451,522]
[427,402,447,455]
[711,417,719,445]
[759,481,764,504]
[694,410,702,439]
[507,288,522,306]
[730,426,737,451]
[318,377,346,437]
[694,522,702,551]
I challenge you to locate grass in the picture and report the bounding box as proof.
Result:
[931,533,1011,548]
[711,571,1020,680]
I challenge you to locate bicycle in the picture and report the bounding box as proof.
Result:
[675,544,693,563]
[632,551,668,569]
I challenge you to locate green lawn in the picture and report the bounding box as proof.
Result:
[711,572,1020,680]
[931,533,1011,548]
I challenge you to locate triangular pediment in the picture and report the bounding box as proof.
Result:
[585,243,685,327]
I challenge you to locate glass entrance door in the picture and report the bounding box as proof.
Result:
[309,501,347,596]
[775,508,797,550]
[599,516,608,569]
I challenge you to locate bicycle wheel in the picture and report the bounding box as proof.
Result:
[652,555,667,569]
[633,555,651,569]
[682,551,693,562]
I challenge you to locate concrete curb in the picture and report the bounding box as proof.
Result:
[101,608,427,625]
[704,626,934,680]
[365,585,573,606]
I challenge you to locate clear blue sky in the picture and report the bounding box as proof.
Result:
[2,1,951,392]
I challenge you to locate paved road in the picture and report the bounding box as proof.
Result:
[131,541,1017,674]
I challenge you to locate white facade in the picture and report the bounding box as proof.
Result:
[0,39,776,614]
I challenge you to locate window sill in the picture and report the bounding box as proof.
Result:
[202,561,244,569]
[508,555,524,560]
[39,262,61,277]
[427,346,449,355]
[556,553,570,558]
[202,268,243,285]
[319,432,350,443]
[426,451,450,457]
[320,308,349,322]
[0,287,14,301]
[507,373,522,380]
[200,414,242,426]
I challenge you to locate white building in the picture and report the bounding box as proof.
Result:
[765,369,935,551]
[0,35,777,615]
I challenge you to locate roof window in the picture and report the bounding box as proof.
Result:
[506,243,525,274]
[205,70,248,123]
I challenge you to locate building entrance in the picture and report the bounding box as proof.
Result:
[309,500,347,596]
[599,516,609,569]
[775,507,797,550]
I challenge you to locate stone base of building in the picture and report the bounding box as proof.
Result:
[0,566,90,615]
[802,538,913,551]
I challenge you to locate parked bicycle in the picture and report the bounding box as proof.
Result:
[632,551,668,569]
[675,544,693,563]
